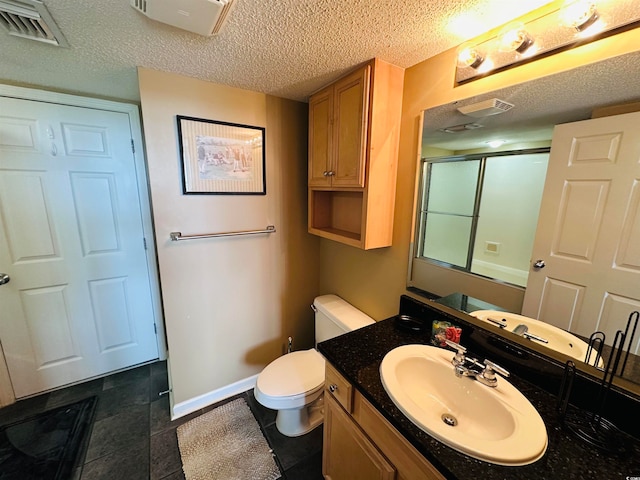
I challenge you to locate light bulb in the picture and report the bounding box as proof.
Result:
[458,47,484,69]
[499,24,534,53]
[562,0,599,31]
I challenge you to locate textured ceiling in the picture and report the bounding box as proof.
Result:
[0,0,552,102]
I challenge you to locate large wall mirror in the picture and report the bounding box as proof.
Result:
[409,49,640,391]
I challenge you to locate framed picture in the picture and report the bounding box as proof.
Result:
[177,115,266,195]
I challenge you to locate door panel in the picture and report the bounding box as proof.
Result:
[552,180,609,261]
[89,277,137,351]
[523,111,640,351]
[21,285,81,367]
[615,179,640,270]
[537,278,585,332]
[1,171,60,260]
[71,173,120,255]
[0,96,158,397]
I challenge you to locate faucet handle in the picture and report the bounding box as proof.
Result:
[444,339,466,354]
[483,359,510,379]
[444,340,466,366]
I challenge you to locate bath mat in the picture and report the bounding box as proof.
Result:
[0,395,97,480]
[177,397,281,480]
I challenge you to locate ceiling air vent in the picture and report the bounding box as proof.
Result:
[457,98,514,118]
[130,0,236,36]
[0,0,68,46]
[440,123,484,134]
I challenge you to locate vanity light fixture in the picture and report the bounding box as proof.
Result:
[455,0,640,84]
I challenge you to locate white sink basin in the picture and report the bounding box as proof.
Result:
[380,344,547,466]
[469,310,603,368]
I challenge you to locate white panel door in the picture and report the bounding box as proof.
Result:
[0,97,158,397]
[522,111,640,354]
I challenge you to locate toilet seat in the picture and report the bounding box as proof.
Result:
[255,349,325,410]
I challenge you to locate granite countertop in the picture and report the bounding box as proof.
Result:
[318,317,640,480]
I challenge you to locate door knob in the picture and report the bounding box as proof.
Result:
[533,260,546,269]
[0,273,10,285]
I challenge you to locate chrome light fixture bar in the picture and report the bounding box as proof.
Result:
[456,0,640,84]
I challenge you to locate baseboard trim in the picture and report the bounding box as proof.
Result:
[171,374,259,420]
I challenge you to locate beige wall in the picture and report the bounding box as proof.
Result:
[138,68,319,411]
[319,27,640,320]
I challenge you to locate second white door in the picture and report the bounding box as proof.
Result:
[522,111,640,354]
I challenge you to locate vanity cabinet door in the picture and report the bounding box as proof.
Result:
[326,362,354,412]
[323,395,396,480]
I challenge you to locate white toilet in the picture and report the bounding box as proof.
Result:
[254,294,374,437]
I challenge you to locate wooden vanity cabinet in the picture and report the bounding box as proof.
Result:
[308,58,403,249]
[323,363,446,480]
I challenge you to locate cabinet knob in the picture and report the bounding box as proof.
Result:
[327,170,335,176]
[329,384,338,393]
[323,171,329,176]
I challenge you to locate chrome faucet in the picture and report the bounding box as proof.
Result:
[444,339,510,387]
[512,323,549,344]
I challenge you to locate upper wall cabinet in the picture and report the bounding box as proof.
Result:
[308,58,404,249]
[309,65,370,188]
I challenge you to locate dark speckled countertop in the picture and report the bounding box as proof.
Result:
[318,317,640,480]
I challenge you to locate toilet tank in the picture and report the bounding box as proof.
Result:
[314,294,375,345]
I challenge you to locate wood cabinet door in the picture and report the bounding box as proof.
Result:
[332,64,370,187]
[309,87,333,187]
[323,395,396,480]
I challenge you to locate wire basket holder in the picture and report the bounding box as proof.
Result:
[557,310,639,453]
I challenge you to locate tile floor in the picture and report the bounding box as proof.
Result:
[0,361,324,480]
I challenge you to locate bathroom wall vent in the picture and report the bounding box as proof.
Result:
[457,98,515,118]
[0,0,68,47]
[130,0,236,36]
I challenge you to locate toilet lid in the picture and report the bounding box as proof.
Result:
[257,349,325,397]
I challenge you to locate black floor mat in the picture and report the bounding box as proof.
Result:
[0,396,97,480]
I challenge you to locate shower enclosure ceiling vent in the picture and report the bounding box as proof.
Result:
[0,0,68,46]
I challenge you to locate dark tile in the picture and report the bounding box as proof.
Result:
[283,450,324,480]
[85,404,149,462]
[158,470,185,480]
[70,466,82,480]
[150,396,172,435]
[150,396,205,435]
[150,371,169,401]
[102,364,150,390]
[150,428,182,480]
[245,389,277,428]
[46,379,104,409]
[0,393,50,426]
[151,360,168,378]
[264,423,323,471]
[93,378,150,421]
[80,439,149,480]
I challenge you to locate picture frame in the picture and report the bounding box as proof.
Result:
[176,115,266,195]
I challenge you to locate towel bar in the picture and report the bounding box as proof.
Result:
[170,225,276,241]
